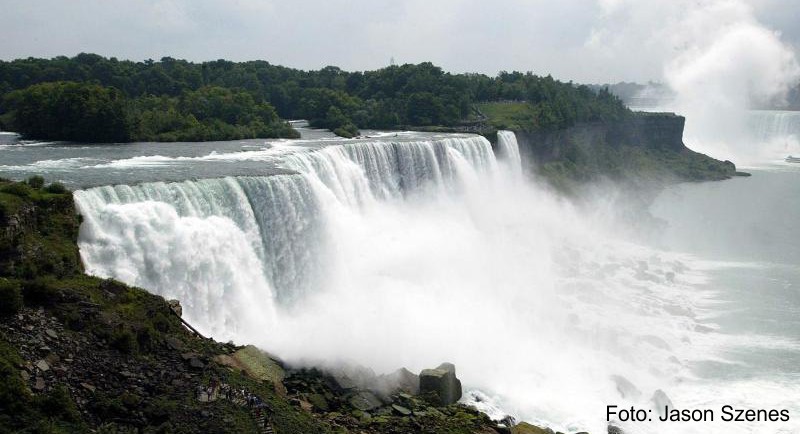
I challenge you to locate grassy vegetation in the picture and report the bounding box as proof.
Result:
[476,102,542,131]
[0,178,82,280]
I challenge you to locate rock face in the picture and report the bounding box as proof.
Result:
[168,299,182,317]
[419,362,462,406]
[517,113,687,158]
[513,112,737,183]
[375,367,419,397]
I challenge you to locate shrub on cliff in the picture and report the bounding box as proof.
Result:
[110,326,138,354]
[43,182,67,194]
[333,123,359,138]
[0,280,22,317]
[0,182,32,198]
[21,277,59,306]
[26,176,44,189]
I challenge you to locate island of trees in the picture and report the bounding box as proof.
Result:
[0,53,630,142]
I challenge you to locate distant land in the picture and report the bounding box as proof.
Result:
[0,53,628,142]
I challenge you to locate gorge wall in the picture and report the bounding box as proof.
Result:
[511,112,737,187]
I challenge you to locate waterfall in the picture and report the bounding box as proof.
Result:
[497,130,523,177]
[748,110,800,154]
[75,134,510,336]
[72,130,757,433]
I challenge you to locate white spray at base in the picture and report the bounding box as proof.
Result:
[74,132,799,433]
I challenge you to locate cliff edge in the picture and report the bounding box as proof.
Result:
[512,112,738,189]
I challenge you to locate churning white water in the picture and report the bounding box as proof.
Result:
[73,131,799,433]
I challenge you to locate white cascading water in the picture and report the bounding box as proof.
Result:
[748,110,800,159]
[73,131,792,433]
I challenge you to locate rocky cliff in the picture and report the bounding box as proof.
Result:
[512,112,738,189]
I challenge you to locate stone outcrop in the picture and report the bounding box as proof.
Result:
[512,112,737,184]
[419,362,463,406]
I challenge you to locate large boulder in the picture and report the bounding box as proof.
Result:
[419,362,462,406]
[375,367,420,398]
[349,390,383,411]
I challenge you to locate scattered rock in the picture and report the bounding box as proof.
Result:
[349,391,383,411]
[180,352,198,361]
[188,358,205,370]
[391,404,412,416]
[419,362,462,406]
[45,353,60,365]
[326,370,358,392]
[80,382,96,393]
[35,359,50,372]
[164,336,184,351]
[45,329,58,339]
[34,377,46,391]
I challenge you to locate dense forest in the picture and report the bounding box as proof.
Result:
[0,53,630,142]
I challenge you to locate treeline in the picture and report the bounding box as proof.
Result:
[0,53,631,142]
[1,82,297,142]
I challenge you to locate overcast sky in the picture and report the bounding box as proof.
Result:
[1,0,798,84]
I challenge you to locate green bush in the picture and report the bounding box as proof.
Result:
[21,277,59,306]
[26,176,45,189]
[136,325,156,353]
[333,123,359,138]
[0,183,32,198]
[34,386,82,423]
[110,327,137,354]
[43,183,67,194]
[0,281,22,318]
